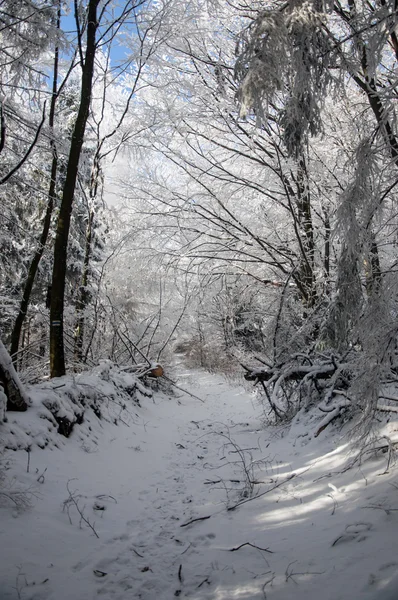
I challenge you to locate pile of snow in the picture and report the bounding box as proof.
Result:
[0,360,152,451]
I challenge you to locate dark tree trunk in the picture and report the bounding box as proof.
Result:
[323,209,330,283]
[365,233,382,297]
[295,157,316,308]
[50,0,99,378]
[74,208,94,362]
[0,339,29,411]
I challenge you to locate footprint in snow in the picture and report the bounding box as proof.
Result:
[190,533,216,548]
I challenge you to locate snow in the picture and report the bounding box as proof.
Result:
[1,363,398,600]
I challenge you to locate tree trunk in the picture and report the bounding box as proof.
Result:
[295,157,316,308]
[50,0,99,378]
[323,209,331,284]
[0,338,29,411]
[365,233,381,297]
[74,208,94,362]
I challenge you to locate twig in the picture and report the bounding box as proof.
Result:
[229,447,259,453]
[96,494,117,503]
[180,543,192,555]
[0,101,47,185]
[0,489,35,510]
[36,467,47,484]
[285,560,325,584]
[229,542,273,554]
[376,404,398,413]
[362,504,398,514]
[63,480,99,538]
[262,574,275,599]
[178,564,183,583]
[228,473,296,511]
[26,446,31,473]
[15,567,28,600]
[180,515,211,527]
[163,375,205,403]
[327,493,338,515]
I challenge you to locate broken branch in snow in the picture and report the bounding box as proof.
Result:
[243,354,352,423]
[229,542,273,554]
[378,394,398,402]
[314,399,351,437]
[180,515,211,527]
[243,361,342,385]
[163,375,205,403]
[227,473,296,511]
[376,404,398,413]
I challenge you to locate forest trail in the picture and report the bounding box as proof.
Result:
[1,364,398,600]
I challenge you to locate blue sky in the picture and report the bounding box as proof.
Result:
[61,1,131,64]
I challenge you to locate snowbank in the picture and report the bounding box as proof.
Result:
[0,360,152,451]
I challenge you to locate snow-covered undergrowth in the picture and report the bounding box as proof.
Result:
[0,361,152,451]
[1,363,398,600]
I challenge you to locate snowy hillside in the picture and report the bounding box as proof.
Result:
[0,365,398,600]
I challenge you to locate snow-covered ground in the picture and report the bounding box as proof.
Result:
[1,363,398,600]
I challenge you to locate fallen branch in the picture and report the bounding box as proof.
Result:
[314,399,351,437]
[243,355,351,422]
[227,473,296,511]
[229,542,273,554]
[376,404,398,413]
[379,395,398,402]
[244,362,340,384]
[180,515,211,528]
[163,375,205,403]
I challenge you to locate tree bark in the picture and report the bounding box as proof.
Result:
[0,338,29,411]
[74,207,94,362]
[364,233,381,297]
[295,157,316,308]
[50,0,99,378]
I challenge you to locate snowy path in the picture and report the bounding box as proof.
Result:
[1,366,398,599]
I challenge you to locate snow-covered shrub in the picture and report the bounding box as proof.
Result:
[0,362,153,450]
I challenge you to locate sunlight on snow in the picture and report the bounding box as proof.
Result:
[213,582,263,599]
[255,494,332,526]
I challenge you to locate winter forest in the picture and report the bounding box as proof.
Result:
[2,0,398,598]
